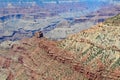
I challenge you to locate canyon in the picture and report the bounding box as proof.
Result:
[0,13,120,80]
[0,1,120,80]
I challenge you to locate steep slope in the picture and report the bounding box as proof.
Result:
[58,14,120,80]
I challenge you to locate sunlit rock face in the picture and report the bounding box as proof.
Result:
[0,0,120,42]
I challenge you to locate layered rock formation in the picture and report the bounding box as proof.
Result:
[0,14,120,80]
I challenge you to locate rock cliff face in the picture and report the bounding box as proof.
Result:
[0,14,120,80]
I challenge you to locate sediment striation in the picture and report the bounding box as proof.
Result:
[0,14,120,80]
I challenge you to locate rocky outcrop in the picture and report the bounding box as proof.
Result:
[34,31,43,38]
